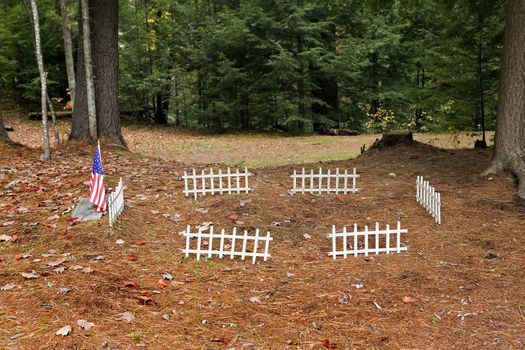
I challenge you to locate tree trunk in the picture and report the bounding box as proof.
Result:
[59,0,76,108]
[482,0,525,199]
[46,94,60,144]
[71,0,125,145]
[0,104,9,142]
[81,0,97,141]
[30,0,51,161]
[70,10,90,140]
[91,0,124,144]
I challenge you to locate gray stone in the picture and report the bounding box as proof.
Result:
[71,198,103,221]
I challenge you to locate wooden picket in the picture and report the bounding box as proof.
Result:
[181,225,272,264]
[416,176,441,224]
[327,221,407,258]
[107,177,124,227]
[290,167,360,194]
[183,167,252,199]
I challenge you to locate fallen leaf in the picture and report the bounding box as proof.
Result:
[161,272,173,281]
[335,195,345,201]
[248,296,261,303]
[229,213,239,221]
[56,325,72,337]
[21,271,39,279]
[322,338,337,349]
[402,296,414,304]
[1,283,17,291]
[127,253,138,261]
[47,258,66,267]
[54,267,66,274]
[123,280,137,287]
[120,312,134,322]
[195,208,209,214]
[132,240,146,246]
[10,235,18,242]
[136,295,156,305]
[76,319,94,331]
[158,278,169,289]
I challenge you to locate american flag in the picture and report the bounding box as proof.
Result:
[89,142,106,212]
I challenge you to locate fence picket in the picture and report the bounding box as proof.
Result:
[290,167,359,194]
[327,222,408,258]
[263,231,271,261]
[182,226,273,264]
[386,223,390,254]
[241,230,248,260]
[416,176,441,224]
[107,177,124,227]
[182,167,253,198]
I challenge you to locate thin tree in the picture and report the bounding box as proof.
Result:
[29,0,51,161]
[59,0,76,108]
[46,94,60,144]
[81,0,97,141]
[0,103,10,142]
[482,0,525,199]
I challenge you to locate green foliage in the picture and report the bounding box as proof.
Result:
[1,0,505,134]
[0,0,69,105]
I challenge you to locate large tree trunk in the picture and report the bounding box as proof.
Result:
[482,0,525,199]
[81,0,97,141]
[91,0,124,144]
[30,0,51,161]
[70,0,125,145]
[59,0,76,108]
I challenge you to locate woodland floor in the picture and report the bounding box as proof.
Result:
[1,114,524,350]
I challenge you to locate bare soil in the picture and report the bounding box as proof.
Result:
[0,117,523,350]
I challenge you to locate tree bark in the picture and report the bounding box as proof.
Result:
[81,0,97,141]
[482,0,525,199]
[30,0,51,161]
[59,0,76,108]
[0,104,9,142]
[70,13,90,140]
[71,0,125,145]
[91,0,124,144]
[46,94,60,144]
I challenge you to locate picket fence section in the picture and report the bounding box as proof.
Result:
[416,176,441,224]
[181,225,272,264]
[327,221,408,258]
[107,177,124,227]
[290,167,360,194]
[182,167,253,199]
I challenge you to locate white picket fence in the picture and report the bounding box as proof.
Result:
[416,176,441,224]
[182,167,253,199]
[180,225,272,264]
[290,167,360,194]
[327,221,408,258]
[107,177,124,227]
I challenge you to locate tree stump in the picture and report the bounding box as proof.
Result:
[371,131,414,149]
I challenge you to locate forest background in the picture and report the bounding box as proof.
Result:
[0,0,505,135]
